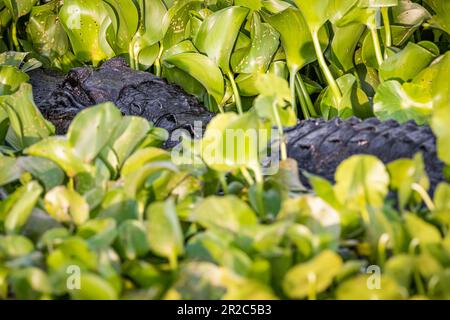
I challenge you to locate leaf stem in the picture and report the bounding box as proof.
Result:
[377,233,390,268]
[240,167,255,185]
[11,23,21,51]
[294,78,310,119]
[381,7,392,52]
[296,74,317,117]
[253,167,266,217]
[369,24,384,67]
[411,183,435,211]
[311,31,342,102]
[129,42,136,69]
[271,102,287,161]
[307,272,317,300]
[154,43,164,77]
[289,68,299,116]
[227,71,243,115]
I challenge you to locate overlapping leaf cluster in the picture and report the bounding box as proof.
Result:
[0,0,449,300]
[0,0,447,118]
[0,68,450,299]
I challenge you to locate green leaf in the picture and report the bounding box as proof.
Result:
[46,237,97,271]
[164,52,225,105]
[44,186,89,226]
[263,7,327,71]
[320,73,371,119]
[283,250,343,299]
[2,181,43,234]
[69,272,118,300]
[67,102,122,163]
[253,73,297,127]
[374,80,433,125]
[163,0,203,50]
[430,52,450,164]
[434,183,450,227]
[0,235,34,259]
[379,42,438,83]
[77,218,117,249]
[0,83,54,150]
[200,111,270,172]
[25,137,94,177]
[26,1,70,60]
[424,0,450,35]
[2,156,65,191]
[9,267,51,300]
[115,220,150,260]
[405,214,441,245]
[387,153,430,209]
[0,65,29,95]
[336,274,407,299]
[101,116,151,173]
[334,155,389,210]
[146,199,184,268]
[194,6,249,73]
[190,195,258,233]
[279,195,341,241]
[59,0,114,65]
[233,12,279,74]
[103,0,139,53]
[331,23,366,72]
[3,0,38,20]
[294,0,333,33]
[392,0,431,26]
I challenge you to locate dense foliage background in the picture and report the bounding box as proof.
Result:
[0,0,450,299]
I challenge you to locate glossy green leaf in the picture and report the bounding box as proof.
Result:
[331,23,366,72]
[0,83,54,150]
[190,195,258,233]
[59,0,114,65]
[388,153,430,209]
[77,218,117,249]
[424,0,450,35]
[194,6,249,73]
[146,199,184,268]
[200,111,270,172]
[374,80,433,125]
[69,272,118,300]
[0,65,28,95]
[379,42,438,82]
[44,186,89,226]
[25,137,93,177]
[234,12,280,74]
[115,220,150,260]
[9,268,51,300]
[67,102,122,163]
[264,7,327,71]
[283,250,343,299]
[336,274,407,299]
[2,181,42,233]
[103,0,139,53]
[405,214,441,245]
[164,52,225,104]
[26,1,70,61]
[334,155,389,210]
[3,0,38,20]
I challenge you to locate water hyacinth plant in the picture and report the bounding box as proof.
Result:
[0,0,449,301]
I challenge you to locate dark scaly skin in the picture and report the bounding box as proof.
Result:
[285,117,444,189]
[30,57,214,138]
[29,59,445,189]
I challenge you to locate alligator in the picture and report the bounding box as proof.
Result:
[29,58,445,188]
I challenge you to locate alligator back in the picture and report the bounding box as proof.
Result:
[286,117,444,189]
